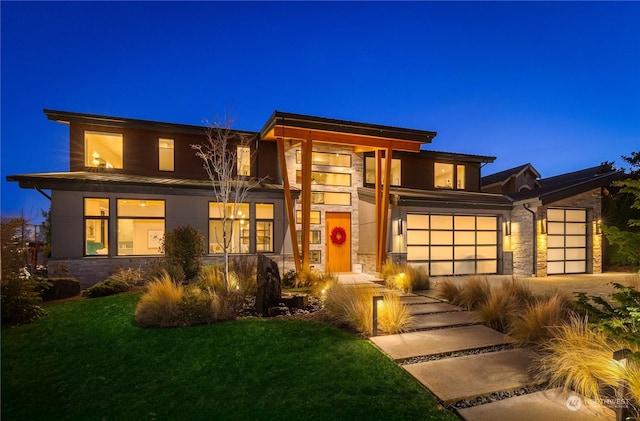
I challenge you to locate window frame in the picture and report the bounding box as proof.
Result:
[84,130,123,169]
[255,203,274,253]
[84,198,110,256]
[158,137,175,172]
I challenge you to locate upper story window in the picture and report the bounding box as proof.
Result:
[296,150,351,167]
[159,138,174,171]
[365,157,401,186]
[85,131,123,169]
[435,163,465,190]
[237,146,251,176]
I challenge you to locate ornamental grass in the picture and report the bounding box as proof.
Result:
[508,293,574,346]
[459,276,492,310]
[134,272,184,327]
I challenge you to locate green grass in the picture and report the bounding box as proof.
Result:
[2,293,457,421]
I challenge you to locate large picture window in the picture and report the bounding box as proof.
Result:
[296,170,351,186]
[296,150,351,167]
[85,131,123,169]
[84,198,109,255]
[117,199,164,255]
[209,203,250,254]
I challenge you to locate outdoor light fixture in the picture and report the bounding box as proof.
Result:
[613,348,631,421]
[505,220,511,236]
[397,219,404,235]
[594,219,602,235]
[372,295,384,336]
[540,217,547,235]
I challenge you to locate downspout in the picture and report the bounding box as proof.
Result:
[523,203,536,276]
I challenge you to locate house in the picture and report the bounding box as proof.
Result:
[7,109,623,286]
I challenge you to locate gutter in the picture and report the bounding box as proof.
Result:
[523,203,536,276]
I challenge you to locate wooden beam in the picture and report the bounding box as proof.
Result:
[276,136,301,272]
[300,136,313,270]
[269,126,423,152]
[375,150,383,271]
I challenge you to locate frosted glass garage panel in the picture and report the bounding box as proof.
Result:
[477,231,496,245]
[476,260,497,274]
[431,246,453,260]
[454,231,475,245]
[547,236,565,248]
[454,261,475,275]
[547,222,564,235]
[431,215,453,230]
[431,262,453,276]
[407,246,429,261]
[477,216,497,230]
[548,262,565,275]
[407,214,429,229]
[566,209,586,222]
[454,246,476,259]
[547,209,565,221]
[566,223,586,235]
[566,236,586,247]
[477,246,497,259]
[455,216,475,230]
[566,261,586,273]
[431,230,453,245]
[407,230,429,245]
[547,249,565,261]
[566,248,586,260]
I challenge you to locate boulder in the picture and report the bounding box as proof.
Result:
[256,254,282,316]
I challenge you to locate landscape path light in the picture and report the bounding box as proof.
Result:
[372,295,384,336]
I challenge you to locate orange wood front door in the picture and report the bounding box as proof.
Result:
[326,212,351,273]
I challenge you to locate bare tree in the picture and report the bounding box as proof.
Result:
[192,116,262,291]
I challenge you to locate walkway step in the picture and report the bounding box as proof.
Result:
[400,295,441,305]
[457,387,615,421]
[404,349,540,405]
[370,325,508,361]
[408,302,464,314]
[410,311,480,330]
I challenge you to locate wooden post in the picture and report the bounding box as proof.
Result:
[276,135,301,272]
[300,134,313,271]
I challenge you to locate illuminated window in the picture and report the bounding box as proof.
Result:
[117,200,164,256]
[435,163,466,190]
[85,131,123,169]
[84,198,109,256]
[296,210,321,224]
[237,146,251,176]
[256,203,274,253]
[309,250,321,264]
[365,157,402,186]
[297,230,322,244]
[296,151,351,167]
[159,138,174,171]
[209,202,250,254]
[311,192,351,205]
[296,170,351,186]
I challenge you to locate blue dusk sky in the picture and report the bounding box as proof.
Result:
[2,1,639,223]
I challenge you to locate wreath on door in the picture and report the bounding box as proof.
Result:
[330,226,347,245]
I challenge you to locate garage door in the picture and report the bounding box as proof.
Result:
[406,214,498,276]
[547,208,587,274]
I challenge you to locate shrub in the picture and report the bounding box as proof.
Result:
[459,276,492,310]
[84,279,130,298]
[197,264,235,292]
[382,263,429,293]
[536,315,640,409]
[435,279,463,306]
[380,260,399,285]
[478,287,517,332]
[134,272,184,327]
[508,294,574,346]
[405,265,430,291]
[41,278,81,301]
[145,260,185,284]
[281,269,297,288]
[162,225,206,280]
[500,277,534,306]
[379,291,414,334]
[1,275,48,325]
[231,256,257,295]
[109,266,144,288]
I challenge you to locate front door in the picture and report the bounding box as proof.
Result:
[326,212,351,273]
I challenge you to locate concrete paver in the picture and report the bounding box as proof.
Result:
[404,349,539,404]
[457,387,615,421]
[400,295,441,305]
[407,302,464,314]
[409,311,479,330]
[370,325,508,361]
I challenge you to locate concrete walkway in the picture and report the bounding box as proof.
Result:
[336,273,621,421]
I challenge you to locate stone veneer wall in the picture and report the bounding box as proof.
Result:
[510,205,537,277]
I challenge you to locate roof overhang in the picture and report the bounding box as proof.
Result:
[260,111,436,152]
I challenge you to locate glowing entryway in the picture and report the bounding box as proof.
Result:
[326,212,351,273]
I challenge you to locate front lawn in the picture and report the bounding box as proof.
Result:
[2,293,457,420]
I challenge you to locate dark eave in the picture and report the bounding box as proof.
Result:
[417,149,496,164]
[481,163,540,186]
[358,187,512,211]
[44,109,257,137]
[260,110,437,144]
[6,172,297,199]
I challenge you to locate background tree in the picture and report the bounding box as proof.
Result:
[192,116,263,290]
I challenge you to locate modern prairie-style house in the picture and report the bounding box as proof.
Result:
[7,109,622,286]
